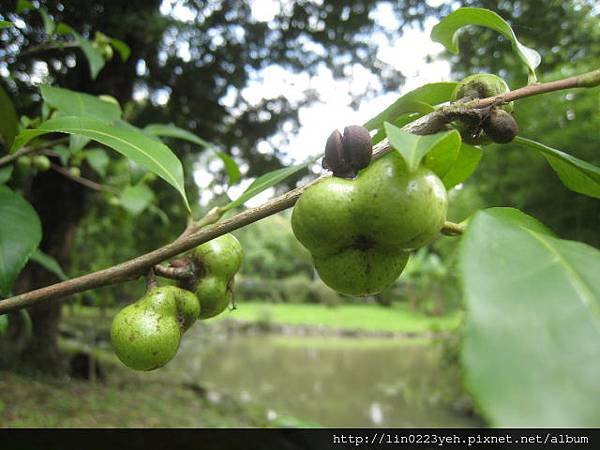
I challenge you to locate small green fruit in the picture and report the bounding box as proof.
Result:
[32,155,51,172]
[292,152,447,296]
[195,276,232,319]
[68,167,81,178]
[110,286,200,371]
[192,234,243,279]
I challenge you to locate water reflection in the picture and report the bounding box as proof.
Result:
[169,332,479,427]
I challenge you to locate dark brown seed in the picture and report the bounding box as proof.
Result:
[323,129,353,177]
[341,125,372,171]
[482,109,518,144]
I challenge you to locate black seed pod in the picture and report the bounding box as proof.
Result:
[322,125,372,178]
[482,109,519,144]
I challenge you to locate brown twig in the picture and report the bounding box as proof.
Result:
[0,137,69,168]
[0,69,598,315]
[50,163,120,194]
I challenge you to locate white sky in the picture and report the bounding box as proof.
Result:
[159,0,452,207]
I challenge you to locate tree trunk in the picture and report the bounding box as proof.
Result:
[13,169,88,374]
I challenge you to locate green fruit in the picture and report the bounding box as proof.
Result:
[110,286,200,371]
[68,167,81,178]
[175,287,202,331]
[195,276,232,319]
[192,234,243,279]
[32,155,51,172]
[17,156,32,169]
[452,73,513,112]
[292,152,447,296]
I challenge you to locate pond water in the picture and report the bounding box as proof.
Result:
[168,330,481,428]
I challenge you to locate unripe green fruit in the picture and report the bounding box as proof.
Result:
[452,73,513,113]
[195,276,232,319]
[110,286,200,371]
[68,167,81,178]
[32,155,51,172]
[17,156,32,169]
[192,234,243,279]
[292,152,447,296]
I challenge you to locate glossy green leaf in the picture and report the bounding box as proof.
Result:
[145,123,241,185]
[364,82,457,132]
[84,148,110,177]
[0,186,42,296]
[0,21,13,29]
[40,85,122,121]
[384,123,460,173]
[11,116,190,211]
[515,136,600,199]
[439,143,483,189]
[0,85,19,147]
[431,7,541,82]
[223,158,317,211]
[0,167,13,185]
[121,183,155,215]
[30,249,67,281]
[460,207,600,427]
[423,130,462,179]
[108,38,131,61]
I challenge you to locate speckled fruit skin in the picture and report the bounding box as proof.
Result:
[292,152,447,296]
[188,233,242,320]
[110,286,200,371]
[195,277,232,319]
[192,234,243,279]
[452,73,513,112]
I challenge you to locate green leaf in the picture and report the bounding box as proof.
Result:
[0,186,42,296]
[364,82,457,132]
[460,207,600,427]
[438,143,483,189]
[121,183,155,215]
[515,136,600,199]
[29,249,67,281]
[11,116,190,211]
[83,148,110,177]
[40,85,122,121]
[108,38,130,61]
[423,130,462,179]
[16,0,33,13]
[0,21,13,29]
[54,24,105,79]
[38,8,55,36]
[223,158,317,211]
[69,134,90,153]
[431,7,541,83]
[145,123,241,185]
[0,167,13,185]
[0,84,19,147]
[384,123,460,173]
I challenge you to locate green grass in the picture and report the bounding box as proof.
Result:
[216,302,462,333]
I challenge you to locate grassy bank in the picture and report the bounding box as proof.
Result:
[216,301,462,333]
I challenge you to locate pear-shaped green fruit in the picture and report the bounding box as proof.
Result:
[292,152,447,296]
[195,276,232,319]
[110,286,200,371]
[192,234,243,279]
